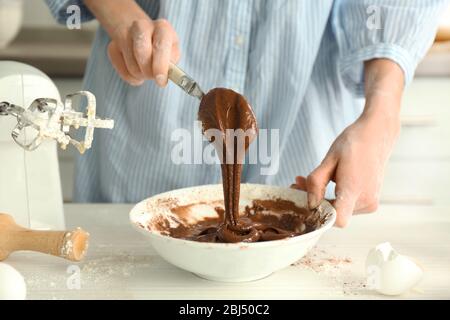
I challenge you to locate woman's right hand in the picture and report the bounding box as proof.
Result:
[108,18,180,87]
[108,18,180,86]
[84,0,180,87]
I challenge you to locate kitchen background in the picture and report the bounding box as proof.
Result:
[1,0,450,205]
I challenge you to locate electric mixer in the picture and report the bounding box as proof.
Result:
[0,61,198,260]
[0,61,113,230]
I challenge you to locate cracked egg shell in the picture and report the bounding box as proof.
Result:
[366,242,423,296]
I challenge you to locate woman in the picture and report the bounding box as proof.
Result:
[46,0,448,226]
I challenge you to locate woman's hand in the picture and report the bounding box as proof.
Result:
[108,18,180,86]
[85,0,180,87]
[292,59,404,227]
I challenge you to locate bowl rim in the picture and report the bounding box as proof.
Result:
[130,183,336,249]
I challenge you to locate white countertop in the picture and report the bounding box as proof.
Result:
[7,203,450,300]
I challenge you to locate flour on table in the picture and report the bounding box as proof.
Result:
[26,252,153,298]
[80,252,152,283]
[292,246,367,296]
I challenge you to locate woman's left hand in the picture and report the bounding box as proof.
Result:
[292,59,404,227]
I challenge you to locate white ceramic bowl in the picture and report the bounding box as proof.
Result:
[130,184,336,282]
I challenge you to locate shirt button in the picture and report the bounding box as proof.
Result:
[235,35,245,46]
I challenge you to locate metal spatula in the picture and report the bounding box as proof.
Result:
[168,63,205,100]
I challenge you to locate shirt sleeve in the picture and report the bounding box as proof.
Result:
[45,0,95,25]
[332,0,450,97]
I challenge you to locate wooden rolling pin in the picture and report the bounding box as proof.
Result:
[0,213,89,262]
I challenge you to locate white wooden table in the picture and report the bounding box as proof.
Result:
[6,203,450,300]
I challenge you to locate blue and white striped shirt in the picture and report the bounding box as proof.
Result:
[46,0,448,203]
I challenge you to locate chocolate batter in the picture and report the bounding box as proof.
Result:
[167,199,325,243]
[198,88,259,242]
[164,88,323,243]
